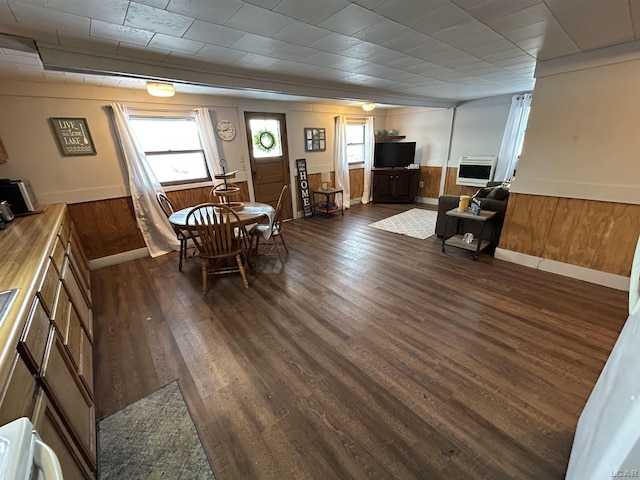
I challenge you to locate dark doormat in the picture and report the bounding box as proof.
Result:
[97,381,217,479]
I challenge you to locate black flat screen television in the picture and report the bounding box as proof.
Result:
[374,142,416,168]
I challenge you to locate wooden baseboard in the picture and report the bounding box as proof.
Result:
[495,247,630,291]
[89,248,149,270]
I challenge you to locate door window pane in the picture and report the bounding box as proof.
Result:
[249,118,282,158]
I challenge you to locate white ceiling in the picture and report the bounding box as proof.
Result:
[0,0,639,107]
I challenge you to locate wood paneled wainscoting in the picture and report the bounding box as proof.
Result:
[418,166,442,199]
[443,166,479,197]
[499,192,640,278]
[67,183,250,261]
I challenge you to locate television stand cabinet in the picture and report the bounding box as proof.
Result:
[372,168,420,203]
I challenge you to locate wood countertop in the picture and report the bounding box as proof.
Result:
[0,204,65,390]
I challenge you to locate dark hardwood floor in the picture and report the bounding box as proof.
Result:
[92,203,628,479]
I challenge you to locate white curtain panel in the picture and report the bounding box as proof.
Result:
[494,93,532,182]
[333,115,350,209]
[194,108,224,176]
[361,116,375,204]
[110,103,179,257]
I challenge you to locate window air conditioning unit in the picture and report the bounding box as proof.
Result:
[456,156,497,187]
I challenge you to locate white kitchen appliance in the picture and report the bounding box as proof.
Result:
[0,417,63,479]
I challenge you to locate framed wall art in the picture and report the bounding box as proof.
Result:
[50,117,97,156]
[304,127,326,152]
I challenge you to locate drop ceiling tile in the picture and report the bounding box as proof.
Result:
[230,33,284,55]
[464,0,542,24]
[388,71,428,85]
[270,43,316,62]
[364,46,405,65]
[166,0,243,26]
[183,20,245,47]
[352,19,412,45]
[132,0,170,8]
[532,29,580,60]
[148,33,203,54]
[404,37,449,60]
[274,0,349,25]
[271,21,331,46]
[466,39,520,58]
[90,19,154,46]
[225,3,291,37]
[380,33,422,56]
[243,0,282,9]
[352,62,399,79]
[233,52,278,68]
[490,3,552,32]
[482,49,531,64]
[125,2,193,37]
[317,4,383,36]
[341,41,384,59]
[9,2,90,34]
[117,42,170,62]
[450,28,505,52]
[303,50,343,67]
[405,3,471,35]
[386,55,425,71]
[194,43,246,62]
[46,0,128,24]
[351,0,387,8]
[431,18,491,44]
[372,0,449,26]
[328,55,368,71]
[545,0,634,51]
[307,32,362,53]
[0,24,58,44]
[0,51,40,65]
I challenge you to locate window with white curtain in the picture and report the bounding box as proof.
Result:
[347,124,365,164]
[129,116,212,186]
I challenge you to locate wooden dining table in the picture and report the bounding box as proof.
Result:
[168,202,275,233]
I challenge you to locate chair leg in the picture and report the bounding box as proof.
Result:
[254,236,260,256]
[236,254,249,289]
[179,238,186,271]
[201,260,207,295]
[279,233,288,252]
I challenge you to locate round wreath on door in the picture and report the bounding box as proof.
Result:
[253,130,277,153]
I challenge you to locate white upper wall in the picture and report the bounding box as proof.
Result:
[0,81,378,205]
[384,107,454,168]
[512,57,640,205]
[448,95,511,167]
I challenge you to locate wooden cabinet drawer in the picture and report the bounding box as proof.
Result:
[61,261,92,338]
[19,297,52,374]
[64,305,93,397]
[50,235,67,275]
[38,260,61,317]
[68,243,91,308]
[53,281,71,335]
[79,328,93,397]
[32,389,95,479]
[59,213,71,245]
[40,334,95,461]
[69,226,90,290]
[0,353,37,426]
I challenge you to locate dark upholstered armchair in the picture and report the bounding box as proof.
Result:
[435,182,510,250]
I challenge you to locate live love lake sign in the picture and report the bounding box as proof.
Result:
[50,118,96,156]
[296,158,313,218]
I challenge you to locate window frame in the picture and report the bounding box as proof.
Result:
[346,123,365,165]
[129,114,214,188]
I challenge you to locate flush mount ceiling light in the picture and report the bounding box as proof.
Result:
[362,102,376,112]
[146,82,175,97]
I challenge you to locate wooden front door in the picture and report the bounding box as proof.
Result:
[244,112,292,220]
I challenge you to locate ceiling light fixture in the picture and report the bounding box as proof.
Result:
[146,82,175,97]
[362,102,376,112]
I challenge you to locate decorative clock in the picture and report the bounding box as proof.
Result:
[215,120,236,141]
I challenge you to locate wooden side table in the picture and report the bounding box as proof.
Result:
[311,188,344,216]
[442,208,497,260]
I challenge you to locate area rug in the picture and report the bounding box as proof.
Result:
[368,208,438,240]
[98,381,217,480]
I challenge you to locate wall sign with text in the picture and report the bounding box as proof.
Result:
[50,117,97,156]
[296,158,313,218]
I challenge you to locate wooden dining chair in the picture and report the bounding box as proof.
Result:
[185,203,249,293]
[156,192,195,271]
[248,184,289,263]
